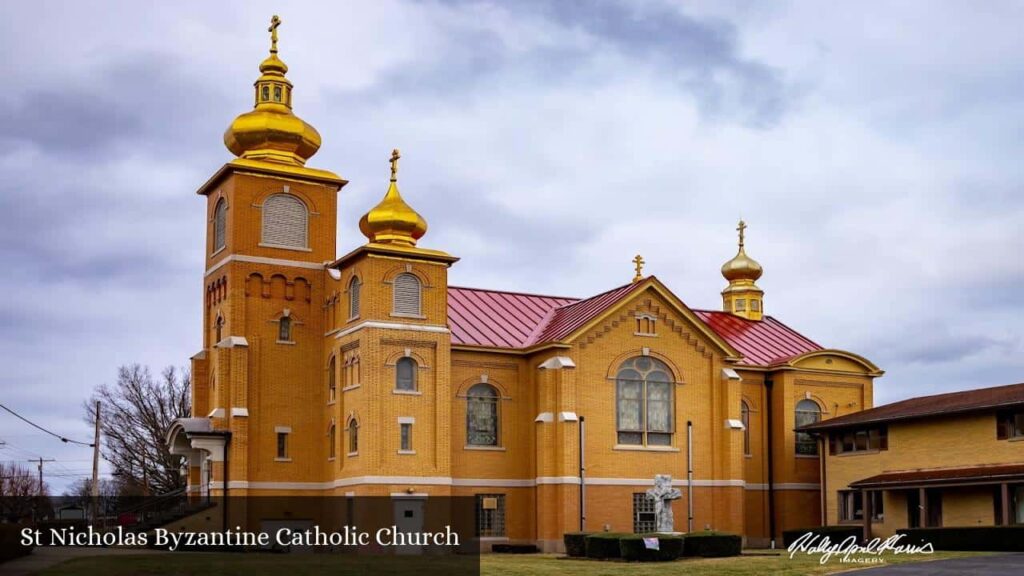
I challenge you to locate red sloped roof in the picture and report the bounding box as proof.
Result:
[447,286,576,348]
[448,282,824,367]
[691,310,822,366]
[528,281,644,345]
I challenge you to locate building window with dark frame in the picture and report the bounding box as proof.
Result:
[870,491,884,522]
[400,422,413,452]
[213,198,227,253]
[328,423,336,460]
[328,356,337,403]
[632,493,656,533]
[276,432,289,459]
[795,399,822,455]
[997,410,1024,440]
[616,356,675,446]
[467,383,499,446]
[475,494,506,537]
[278,316,292,342]
[396,357,417,391]
[829,426,888,455]
[838,490,863,522]
[348,276,361,319]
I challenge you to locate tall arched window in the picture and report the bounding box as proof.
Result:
[616,356,675,446]
[396,357,417,391]
[795,399,822,455]
[213,199,227,252]
[741,401,751,456]
[328,423,336,459]
[348,276,361,319]
[328,356,337,403]
[348,418,359,455]
[214,314,224,344]
[467,383,499,446]
[261,193,308,249]
[393,273,422,316]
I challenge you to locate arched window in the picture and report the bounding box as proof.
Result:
[467,383,499,446]
[328,423,336,459]
[795,399,822,455]
[328,356,337,403]
[741,401,751,456]
[615,356,674,446]
[348,276,361,319]
[261,193,308,249]
[278,316,292,342]
[393,273,422,316]
[396,357,417,391]
[213,199,227,252]
[214,314,224,344]
[348,418,359,455]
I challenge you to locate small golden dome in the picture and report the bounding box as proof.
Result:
[359,149,428,246]
[721,220,763,282]
[223,16,321,166]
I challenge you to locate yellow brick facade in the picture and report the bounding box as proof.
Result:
[167,34,886,551]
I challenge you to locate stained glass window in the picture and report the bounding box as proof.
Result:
[467,383,499,446]
[616,357,675,446]
[795,399,822,455]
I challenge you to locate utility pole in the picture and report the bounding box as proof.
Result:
[91,401,101,522]
[32,457,56,494]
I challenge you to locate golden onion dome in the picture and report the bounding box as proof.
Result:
[721,220,763,282]
[359,149,428,246]
[223,15,321,166]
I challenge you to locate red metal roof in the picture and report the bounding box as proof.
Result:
[850,463,1024,488]
[692,310,822,366]
[801,382,1024,432]
[447,282,824,367]
[447,286,576,348]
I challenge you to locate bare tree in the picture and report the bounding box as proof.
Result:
[84,365,191,495]
[0,461,49,520]
[62,477,125,517]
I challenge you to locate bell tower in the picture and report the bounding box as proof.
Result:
[720,219,765,320]
[189,15,346,499]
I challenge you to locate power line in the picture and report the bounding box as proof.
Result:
[0,403,94,447]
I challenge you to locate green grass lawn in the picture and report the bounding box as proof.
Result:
[34,549,986,576]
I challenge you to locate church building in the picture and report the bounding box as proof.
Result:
[167,18,884,550]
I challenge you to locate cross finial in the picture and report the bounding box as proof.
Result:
[736,219,747,248]
[632,254,645,283]
[268,15,282,54]
[390,149,401,182]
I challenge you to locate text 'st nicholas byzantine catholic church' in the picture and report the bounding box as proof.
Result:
[167,17,884,550]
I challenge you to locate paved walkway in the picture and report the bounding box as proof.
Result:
[859,553,1024,575]
[1,546,166,576]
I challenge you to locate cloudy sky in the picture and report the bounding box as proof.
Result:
[2,1,1023,491]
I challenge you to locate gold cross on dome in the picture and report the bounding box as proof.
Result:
[390,149,401,181]
[632,254,645,283]
[737,219,747,248]
[268,15,282,53]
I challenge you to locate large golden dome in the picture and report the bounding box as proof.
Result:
[359,149,428,247]
[223,16,321,166]
[721,220,763,282]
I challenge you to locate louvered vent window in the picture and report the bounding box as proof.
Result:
[213,199,227,252]
[348,276,361,318]
[393,273,421,316]
[261,194,308,249]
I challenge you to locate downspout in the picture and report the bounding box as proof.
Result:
[222,433,231,531]
[579,416,586,531]
[687,420,694,533]
[819,435,827,526]
[765,376,775,548]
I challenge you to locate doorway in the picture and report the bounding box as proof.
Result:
[392,497,425,555]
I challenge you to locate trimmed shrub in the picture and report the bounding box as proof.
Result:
[682,531,742,558]
[619,534,684,562]
[584,533,630,559]
[0,524,33,563]
[897,526,1024,552]
[492,543,538,554]
[563,532,590,557]
[783,525,862,547]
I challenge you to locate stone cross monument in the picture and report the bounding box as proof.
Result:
[646,474,682,533]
